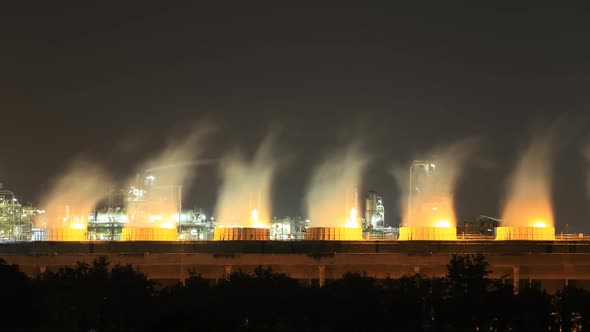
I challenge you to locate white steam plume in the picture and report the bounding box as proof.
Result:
[214,136,278,227]
[305,144,369,228]
[393,139,478,227]
[501,131,555,227]
[37,160,113,229]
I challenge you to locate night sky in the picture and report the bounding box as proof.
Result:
[2,2,590,232]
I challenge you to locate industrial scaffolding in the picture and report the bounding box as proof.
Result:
[0,190,35,241]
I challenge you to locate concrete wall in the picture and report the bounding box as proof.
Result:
[1,240,590,292]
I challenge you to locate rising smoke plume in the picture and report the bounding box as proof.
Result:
[37,159,113,229]
[124,124,213,228]
[393,139,479,227]
[501,131,556,227]
[305,144,369,228]
[131,126,213,190]
[214,135,278,227]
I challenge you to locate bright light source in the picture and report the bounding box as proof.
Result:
[344,208,359,228]
[533,221,547,228]
[251,209,259,222]
[435,220,451,228]
[160,222,175,229]
[71,223,86,230]
[252,222,269,229]
[349,208,357,222]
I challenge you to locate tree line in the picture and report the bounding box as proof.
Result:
[0,254,588,331]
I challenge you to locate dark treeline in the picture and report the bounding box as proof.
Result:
[1,254,589,332]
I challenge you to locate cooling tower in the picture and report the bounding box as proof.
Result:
[121,228,178,241]
[305,227,362,241]
[398,226,457,241]
[495,226,555,241]
[46,228,87,241]
[213,227,270,241]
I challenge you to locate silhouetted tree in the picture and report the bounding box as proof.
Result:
[37,256,154,331]
[0,254,587,331]
[443,253,492,331]
[446,253,491,297]
[554,286,590,332]
[0,259,35,328]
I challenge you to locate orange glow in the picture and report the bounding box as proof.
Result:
[502,200,554,228]
[343,208,360,228]
[213,227,270,240]
[533,221,547,228]
[47,228,87,241]
[306,227,362,241]
[251,209,259,222]
[434,220,452,228]
[406,196,457,228]
[501,133,555,229]
[495,226,555,241]
[398,226,457,241]
[121,227,178,241]
[159,222,175,229]
[70,223,86,230]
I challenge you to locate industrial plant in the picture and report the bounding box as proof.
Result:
[1,151,590,295]
[0,153,574,243]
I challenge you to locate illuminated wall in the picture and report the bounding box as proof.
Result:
[398,226,457,241]
[213,227,270,241]
[495,226,555,241]
[305,227,363,241]
[46,228,87,241]
[121,228,178,241]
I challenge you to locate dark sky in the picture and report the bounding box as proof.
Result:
[2,2,590,232]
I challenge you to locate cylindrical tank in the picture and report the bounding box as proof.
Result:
[398,226,457,241]
[213,227,270,241]
[121,228,178,241]
[495,226,555,241]
[365,191,377,226]
[305,227,363,241]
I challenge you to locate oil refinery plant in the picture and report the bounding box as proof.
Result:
[0,158,582,244]
[2,159,589,294]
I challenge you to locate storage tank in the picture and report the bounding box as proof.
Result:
[398,226,457,241]
[305,226,362,241]
[495,226,555,241]
[213,226,270,240]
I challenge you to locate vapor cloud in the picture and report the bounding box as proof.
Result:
[121,124,213,227]
[132,125,213,190]
[394,139,478,227]
[214,135,278,227]
[501,131,556,227]
[305,144,369,228]
[37,159,113,228]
